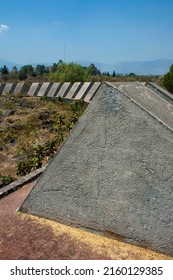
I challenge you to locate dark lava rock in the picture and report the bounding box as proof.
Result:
[3,110,15,117]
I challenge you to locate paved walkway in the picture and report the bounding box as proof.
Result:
[0,182,172,260]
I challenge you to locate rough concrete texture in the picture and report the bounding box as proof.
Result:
[27,82,41,96]
[145,82,173,105]
[37,82,52,97]
[20,83,173,256]
[13,82,29,94]
[108,82,173,131]
[0,83,4,94]
[2,83,15,95]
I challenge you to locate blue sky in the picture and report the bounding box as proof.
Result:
[0,0,173,65]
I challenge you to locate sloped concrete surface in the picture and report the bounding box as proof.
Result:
[108,82,173,131]
[21,83,173,256]
[145,82,173,105]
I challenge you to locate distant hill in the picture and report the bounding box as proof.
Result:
[115,59,173,75]
[0,57,172,75]
[76,59,173,76]
[0,58,21,70]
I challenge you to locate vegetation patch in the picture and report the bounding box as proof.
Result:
[0,94,87,182]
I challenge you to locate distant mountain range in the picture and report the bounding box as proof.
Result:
[0,58,22,70]
[77,59,173,75]
[0,58,172,75]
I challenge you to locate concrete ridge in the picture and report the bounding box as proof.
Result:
[145,82,173,105]
[1,81,173,106]
[0,82,101,102]
[106,81,173,133]
[0,166,46,199]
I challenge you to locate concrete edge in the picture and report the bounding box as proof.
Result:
[0,166,46,199]
[105,81,173,133]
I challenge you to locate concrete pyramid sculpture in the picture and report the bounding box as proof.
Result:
[21,82,173,256]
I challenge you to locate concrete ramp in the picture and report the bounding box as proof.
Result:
[27,83,42,96]
[84,82,101,102]
[13,83,29,94]
[108,82,173,131]
[145,82,173,105]
[46,82,62,97]
[74,82,91,100]
[36,82,53,97]
[1,83,16,95]
[65,82,82,99]
[20,82,173,256]
[0,83,5,95]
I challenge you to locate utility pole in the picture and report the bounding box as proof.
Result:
[64,44,66,63]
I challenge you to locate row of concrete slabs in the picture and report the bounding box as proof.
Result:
[27,82,101,102]
[0,82,101,102]
[1,81,172,105]
[0,82,29,95]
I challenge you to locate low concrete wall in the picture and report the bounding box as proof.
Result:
[0,82,101,102]
[0,167,45,199]
[0,83,29,95]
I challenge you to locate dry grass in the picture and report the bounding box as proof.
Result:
[0,94,87,180]
[20,213,173,260]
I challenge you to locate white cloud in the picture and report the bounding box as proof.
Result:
[0,24,9,33]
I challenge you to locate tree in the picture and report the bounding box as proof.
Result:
[10,66,18,79]
[18,67,27,80]
[112,70,116,77]
[0,65,9,81]
[49,62,88,83]
[128,72,136,77]
[51,61,63,73]
[25,65,35,76]
[12,66,18,74]
[87,63,101,76]
[18,65,35,80]
[163,64,173,93]
[51,63,58,73]
[0,65,9,74]
[35,64,47,76]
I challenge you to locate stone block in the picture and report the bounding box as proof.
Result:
[56,82,71,97]
[74,82,91,100]
[0,83,5,95]
[13,83,29,94]
[27,83,42,96]
[46,83,62,97]
[2,83,16,95]
[84,82,101,102]
[37,82,52,97]
[64,82,82,99]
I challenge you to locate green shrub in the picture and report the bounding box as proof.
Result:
[43,139,58,157]
[70,100,87,113]
[163,64,173,93]
[66,114,79,130]
[16,144,44,176]
[16,160,31,176]
[1,175,14,187]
